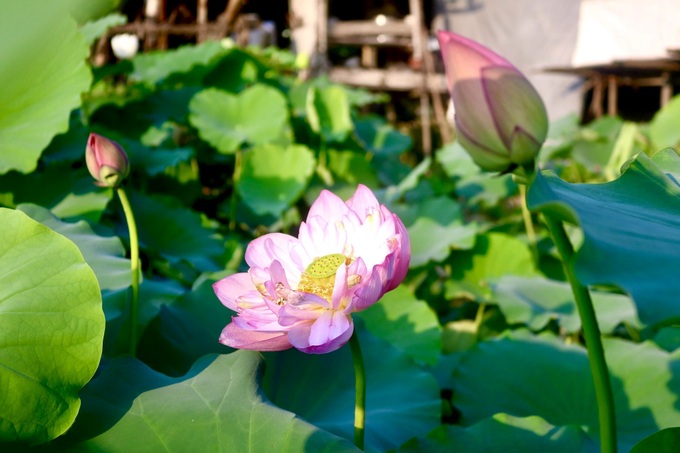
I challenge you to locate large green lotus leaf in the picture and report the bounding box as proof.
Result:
[114,136,194,176]
[262,326,441,452]
[528,149,680,325]
[203,48,261,93]
[0,208,104,444]
[452,331,680,451]
[63,0,120,24]
[236,144,316,217]
[356,285,442,366]
[537,113,581,163]
[653,327,680,352]
[60,352,359,452]
[83,85,201,139]
[100,278,186,357]
[41,115,91,164]
[492,276,641,333]
[0,164,112,222]
[458,171,517,207]
[379,157,431,203]
[189,85,290,154]
[137,278,232,376]
[327,149,380,187]
[570,116,623,170]
[631,427,680,453]
[128,192,224,271]
[394,196,477,267]
[0,1,91,174]
[306,85,353,143]
[87,87,198,137]
[649,94,680,150]
[289,77,386,118]
[354,116,412,156]
[79,13,127,44]
[17,203,130,291]
[398,413,597,453]
[132,147,194,176]
[445,233,539,301]
[435,141,517,206]
[435,141,480,179]
[130,40,226,86]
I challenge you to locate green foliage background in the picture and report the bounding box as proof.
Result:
[2,1,680,451]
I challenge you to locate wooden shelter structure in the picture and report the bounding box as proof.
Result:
[546,55,680,122]
[102,0,248,52]
[291,0,451,154]
[98,0,452,155]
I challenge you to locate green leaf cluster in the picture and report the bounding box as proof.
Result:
[5,0,680,449]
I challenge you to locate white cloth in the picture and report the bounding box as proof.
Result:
[572,0,680,66]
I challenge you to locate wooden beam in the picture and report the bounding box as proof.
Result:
[329,67,447,92]
[328,20,412,39]
[111,22,226,36]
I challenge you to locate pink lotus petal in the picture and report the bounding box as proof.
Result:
[245,233,302,272]
[437,32,513,87]
[213,184,410,354]
[298,216,348,259]
[288,313,354,354]
[307,189,349,222]
[213,273,256,311]
[346,184,381,216]
[278,292,330,326]
[353,261,389,311]
[219,322,292,351]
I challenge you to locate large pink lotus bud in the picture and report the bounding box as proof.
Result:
[85,133,129,188]
[438,31,548,173]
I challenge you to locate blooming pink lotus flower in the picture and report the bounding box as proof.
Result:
[85,133,130,188]
[214,184,410,354]
[437,31,548,173]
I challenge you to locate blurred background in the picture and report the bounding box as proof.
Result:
[102,0,680,127]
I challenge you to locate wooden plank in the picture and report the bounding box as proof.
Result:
[329,67,448,92]
[330,36,413,47]
[111,22,225,36]
[328,20,412,39]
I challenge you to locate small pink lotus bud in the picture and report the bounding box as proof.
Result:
[85,133,129,188]
[437,31,548,173]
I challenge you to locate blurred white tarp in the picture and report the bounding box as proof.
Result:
[573,0,680,66]
[432,0,680,120]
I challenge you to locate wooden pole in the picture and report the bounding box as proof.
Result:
[409,0,431,155]
[215,0,247,39]
[144,0,162,50]
[289,0,325,79]
[423,31,453,144]
[197,0,208,43]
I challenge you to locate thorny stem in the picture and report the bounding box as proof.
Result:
[229,150,243,231]
[518,184,538,265]
[349,331,366,450]
[116,187,140,358]
[543,215,617,453]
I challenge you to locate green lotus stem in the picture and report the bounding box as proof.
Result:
[116,187,140,358]
[518,184,538,264]
[543,215,617,453]
[349,331,366,450]
[229,150,243,231]
[474,302,486,341]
